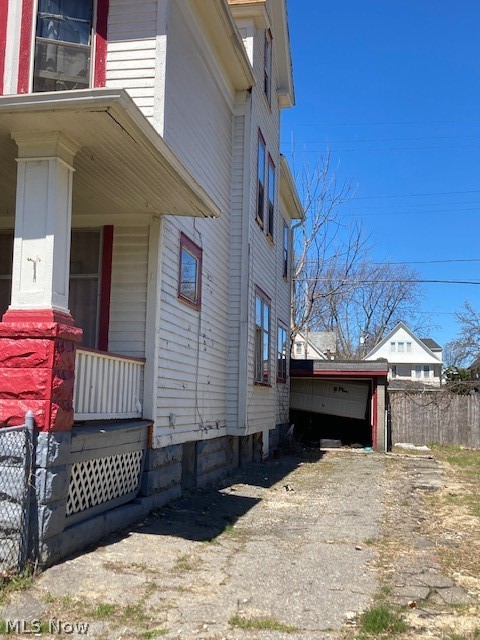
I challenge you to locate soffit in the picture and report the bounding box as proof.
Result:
[0,89,222,219]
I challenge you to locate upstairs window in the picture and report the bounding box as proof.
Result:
[267,156,275,238]
[256,133,266,225]
[282,221,289,278]
[178,233,202,310]
[33,0,94,92]
[264,31,272,103]
[255,288,271,385]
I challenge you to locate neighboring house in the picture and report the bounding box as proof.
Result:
[468,356,480,381]
[291,331,336,360]
[0,0,303,568]
[364,322,443,387]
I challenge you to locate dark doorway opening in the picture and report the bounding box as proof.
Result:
[290,409,372,448]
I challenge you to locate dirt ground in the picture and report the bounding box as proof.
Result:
[1,447,479,640]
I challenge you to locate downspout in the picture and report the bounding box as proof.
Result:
[237,88,253,434]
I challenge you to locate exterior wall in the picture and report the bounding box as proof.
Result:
[244,13,285,435]
[108,225,149,359]
[106,0,164,122]
[153,0,235,448]
[365,326,442,385]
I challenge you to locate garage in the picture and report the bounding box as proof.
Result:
[290,360,389,451]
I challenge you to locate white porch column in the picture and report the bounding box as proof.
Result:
[9,132,79,315]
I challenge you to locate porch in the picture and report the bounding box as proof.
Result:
[0,89,221,570]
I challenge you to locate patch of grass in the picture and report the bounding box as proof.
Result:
[141,631,168,639]
[171,554,200,572]
[359,605,407,635]
[363,538,376,546]
[92,602,117,619]
[44,591,56,603]
[0,570,34,605]
[229,615,298,633]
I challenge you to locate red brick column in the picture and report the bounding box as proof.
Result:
[0,310,82,431]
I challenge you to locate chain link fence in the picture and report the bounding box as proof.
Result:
[0,413,34,576]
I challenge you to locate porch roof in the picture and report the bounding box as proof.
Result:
[0,89,222,219]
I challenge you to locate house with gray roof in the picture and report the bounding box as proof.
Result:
[364,322,443,387]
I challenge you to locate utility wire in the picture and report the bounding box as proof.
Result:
[293,278,480,286]
[299,258,480,266]
[286,119,480,127]
[353,189,480,201]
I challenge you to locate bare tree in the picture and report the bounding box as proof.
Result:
[311,261,425,358]
[444,301,480,367]
[291,155,426,358]
[291,154,366,345]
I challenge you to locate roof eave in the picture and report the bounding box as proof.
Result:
[280,155,304,220]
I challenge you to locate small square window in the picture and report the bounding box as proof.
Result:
[178,233,202,309]
[397,342,404,353]
[406,342,412,353]
[390,342,396,352]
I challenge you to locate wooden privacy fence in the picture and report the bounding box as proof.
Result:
[389,389,480,448]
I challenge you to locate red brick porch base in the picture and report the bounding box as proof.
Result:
[0,310,82,431]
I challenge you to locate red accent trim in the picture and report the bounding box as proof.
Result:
[17,0,35,94]
[290,369,389,378]
[372,380,378,450]
[178,232,203,311]
[94,0,109,87]
[0,1,8,95]
[2,309,76,327]
[98,225,113,351]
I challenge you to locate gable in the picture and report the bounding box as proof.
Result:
[365,323,442,364]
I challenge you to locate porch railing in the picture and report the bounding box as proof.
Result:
[74,348,145,421]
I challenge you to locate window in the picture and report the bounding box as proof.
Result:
[406,342,412,353]
[255,289,271,384]
[264,31,272,103]
[295,342,303,356]
[397,342,404,353]
[283,221,289,278]
[256,133,266,225]
[0,228,108,349]
[267,156,275,238]
[178,233,202,310]
[33,0,94,92]
[390,342,396,352]
[391,365,397,379]
[423,365,430,379]
[277,324,288,382]
[414,365,422,379]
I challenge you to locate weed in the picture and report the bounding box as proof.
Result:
[171,554,199,572]
[141,631,168,639]
[359,605,406,635]
[363,538,376,546]
[92,603,117,618]
[0,571,34,605]
[229,615,298,633]
[44,591,55,604]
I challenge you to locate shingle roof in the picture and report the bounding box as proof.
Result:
[308,332,337,355]
[420,338,442,350]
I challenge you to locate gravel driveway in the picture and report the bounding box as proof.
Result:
[1,451,387,639]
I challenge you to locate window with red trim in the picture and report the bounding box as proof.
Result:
[178,233,202,310]
[255,288,271,385]
[33,0,95,92]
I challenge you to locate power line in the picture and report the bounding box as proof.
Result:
[294,278,480,285]
[299,258,480,266]
[282,134,480,145]
[286,119,480,127]
[285,143,480,153]
[353,189,480,201]
[348,206,480,217]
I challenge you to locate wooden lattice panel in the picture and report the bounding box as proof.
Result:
[67,451,143,516]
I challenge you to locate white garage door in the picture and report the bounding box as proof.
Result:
[290,379,370,420]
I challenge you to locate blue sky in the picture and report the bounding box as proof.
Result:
[281,1,480,348]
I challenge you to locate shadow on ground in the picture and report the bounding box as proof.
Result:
[87,449,326,555]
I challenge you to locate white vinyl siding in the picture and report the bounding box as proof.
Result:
[108,226,149,359]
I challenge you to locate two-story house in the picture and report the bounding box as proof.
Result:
[364,322,443,387]
[0,0,303,568]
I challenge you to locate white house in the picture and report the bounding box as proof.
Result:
[0,0,303,568]
[291,331,337,360]
[364,322,443,387]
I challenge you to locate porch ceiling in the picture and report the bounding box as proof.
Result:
[0,89,222,219]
